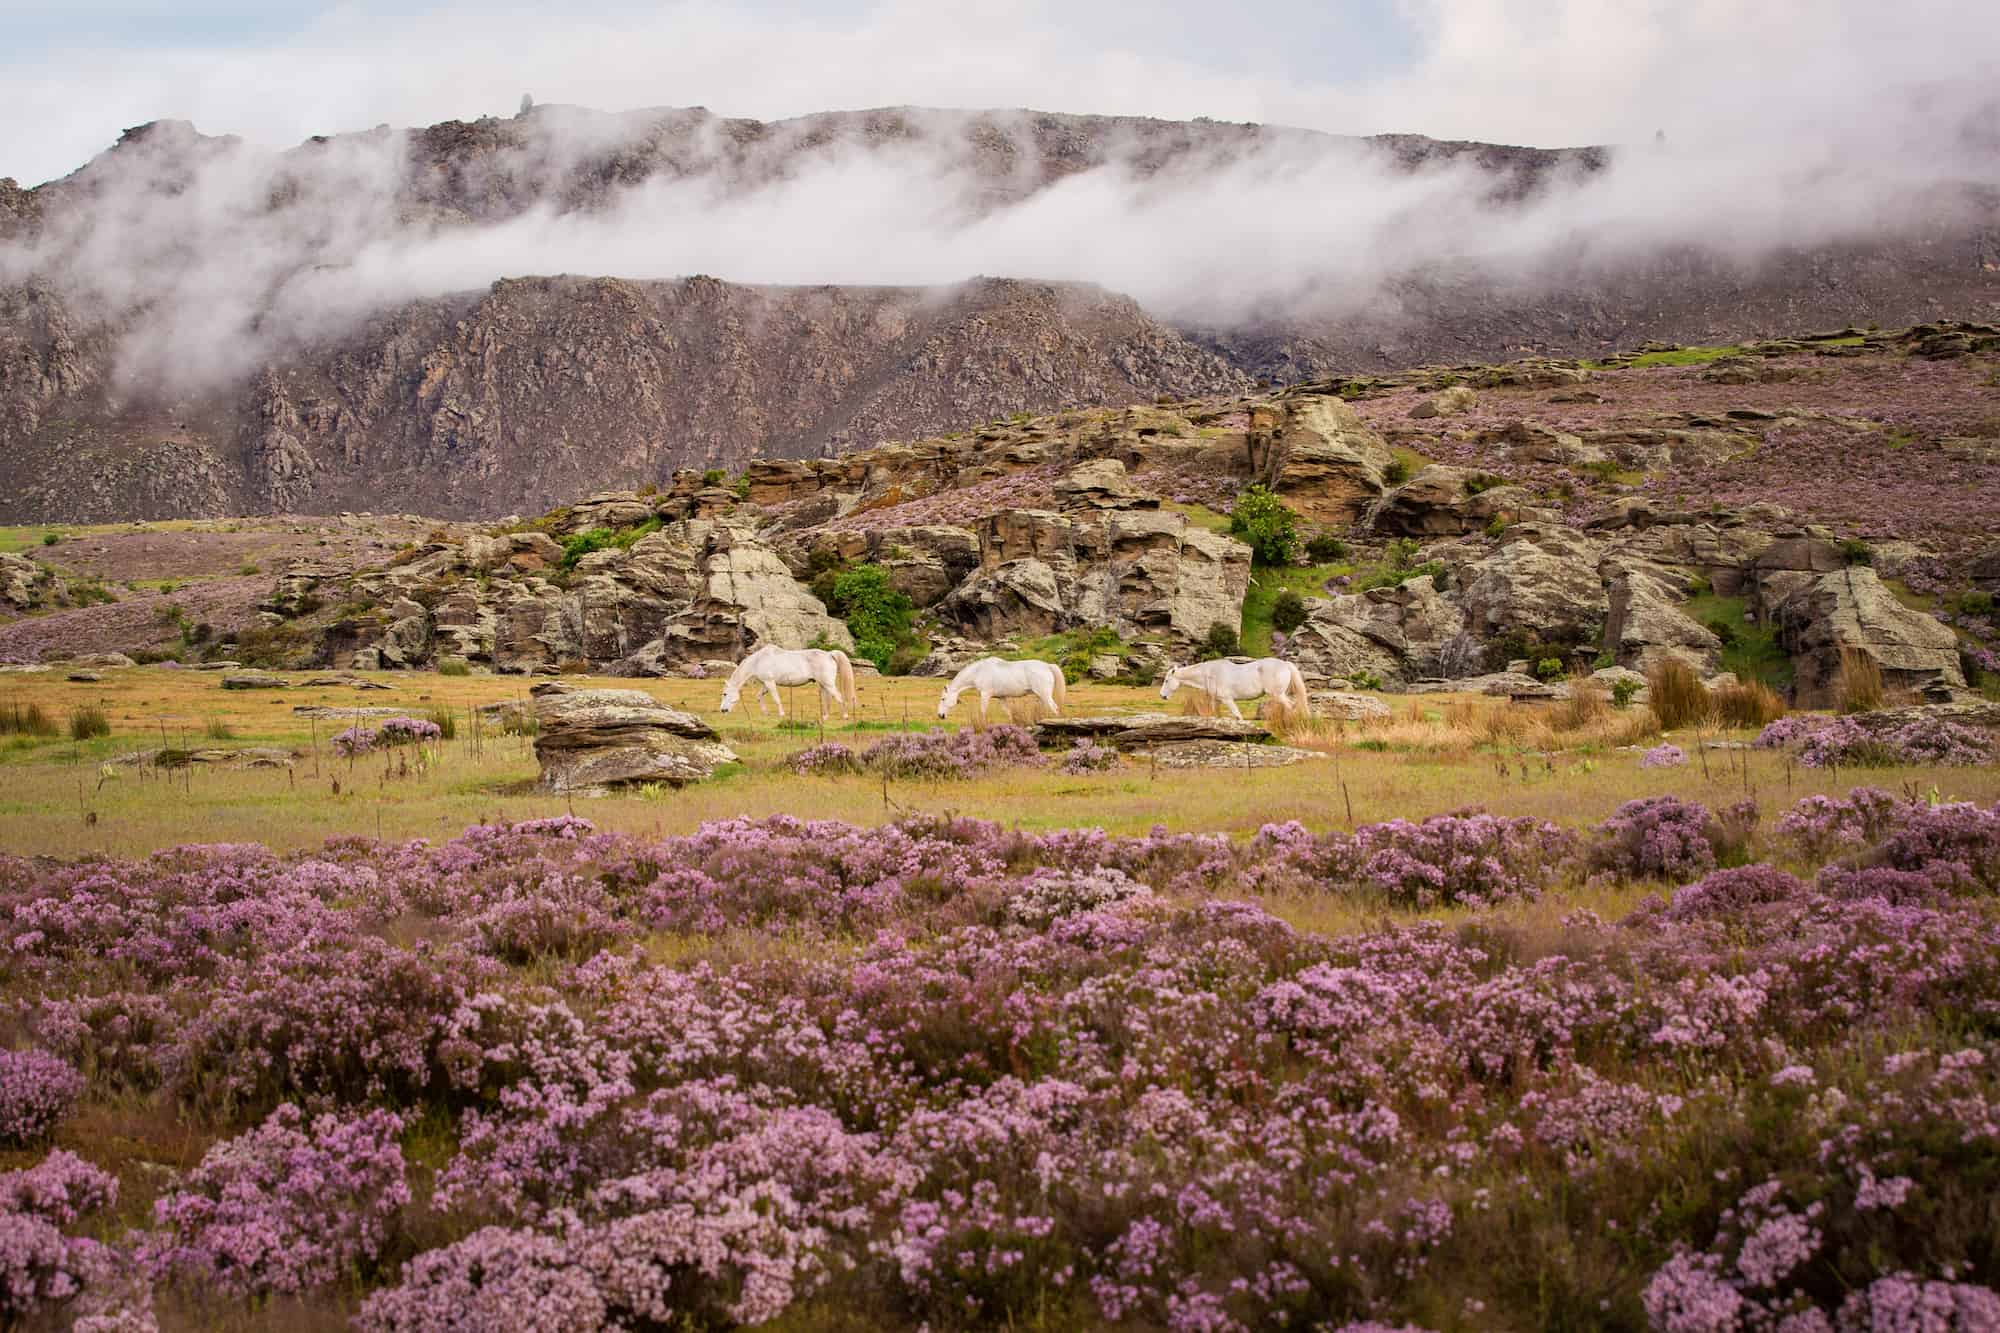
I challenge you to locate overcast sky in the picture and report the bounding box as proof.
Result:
[5,0,1995,187]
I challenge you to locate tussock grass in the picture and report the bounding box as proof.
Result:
[202,716,235,741]
[0,698,58,737]
[68,704,111,741]
[1836,647,1884,713]
[1712,680,1786,728]
[1646,659,1713,729]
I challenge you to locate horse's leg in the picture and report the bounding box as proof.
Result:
[1036,684,1057,714]
[766,679,785,718]
[1223,693,1245,720]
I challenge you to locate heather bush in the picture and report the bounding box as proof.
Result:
[785,741,862,776]
[1640,742,1687,769]
[1774,787,1907,861]
[1057,738,1120,774]
[860,724,1043,780]
[1592,796,1732,880]
[1874,800,2000,894]
[144,1104,410,1295]
[1757,715,1995,767]
[1666,865,1806,919]
[0,1049,85,1143]
[0,1152,121,1325]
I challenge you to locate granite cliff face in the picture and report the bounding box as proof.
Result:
[2,104,1996,521]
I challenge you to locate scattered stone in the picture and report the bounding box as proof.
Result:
[73,653,136,669]
[1144,740,1325,769]
[531,680,737,793]
[196,661,241,671]
[66,669,102,682]
[1309,691,1392,721]
[114,746,296,769]
[1036,713,1272,748]
[221,671,288,690]
[1408,385,1477,419]
[301,674,395,690]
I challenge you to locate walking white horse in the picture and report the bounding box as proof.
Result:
[937,656,1066,721]
[719,644,858,719]
[1159,657,1311,721]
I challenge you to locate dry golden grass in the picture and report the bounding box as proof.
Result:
[0,667,1996,860]
[1646,658,1713,729]
[1713,679,1787,728]
[1836,646,1884,713]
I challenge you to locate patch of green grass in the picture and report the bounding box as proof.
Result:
[1160,501,1233,535]
[1240,563,1351,655]
[1592,343,1743,369]
[1685,592,1792,688]
[1883,578,1939,615]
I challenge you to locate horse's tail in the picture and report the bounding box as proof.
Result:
[831,650,858,710]
[1049,663,1067,713]
[1286,663,1311,717]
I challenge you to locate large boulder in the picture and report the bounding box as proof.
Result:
[1775,568,1967,707]
[531,681,738,792]
[1368,466,1536,537]
[0,552,59,612]
[1457,525,1607,644]
[939,558,1068,639]
[1287,575,1466,685]
[1265,398,1393,524]
[1601,565,1723,672]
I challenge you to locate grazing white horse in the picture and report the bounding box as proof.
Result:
[1159,657,1311,721]
[937,656,1067,721]
[719,644,857,719]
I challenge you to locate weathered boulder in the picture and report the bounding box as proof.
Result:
[1409,385,1477,419]
[1286,575,1465,685]
[1265,398,1393,524]
[564,493,658,534]
[1145,740,1325,769]
[1368,466,1535,537]
[1053,458,1146,508]
[940,558,1068,640]
[531,681,738,793]
[1601,565,1723,672]
[0,552,62,612]
[74,653,136,669]
[66,669,102,682]
[1747,536,1847,618]
[659,532,854,661]
[1310,691,1393,721]
[1775,568,1967,707]
[1458,526,1607,644]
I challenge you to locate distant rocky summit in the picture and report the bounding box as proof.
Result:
[2,104,1994,521]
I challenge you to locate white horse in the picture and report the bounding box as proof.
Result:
[937,656,1067,721]
[719,644,858,719]
[1159,657,1311,721]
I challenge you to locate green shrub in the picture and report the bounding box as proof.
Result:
[701,469,727,487]
[732,474,752,500]
[1959,589,1995,616]
[827,564,914,672]
[1610,678,1643,708]
[1227,486,1299,566]
[423,705,458,740]
[1485,516,1509,539]
[1350,669,1383,691]
[437,657,472,677]
[1535,657,1564,682]
[1304,533,1348,563]
[1200,622,1240,660]
[1704,617,1739,647]
[1270,590,1308,633]
[68,705,110,741]
[1838,538,1873,566]
[1383,457,1411,486]
[41,532,59,546]
[1463,473,1504,496]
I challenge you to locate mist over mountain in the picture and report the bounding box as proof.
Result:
[2,99,1996,520]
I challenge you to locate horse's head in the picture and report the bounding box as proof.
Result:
[936,682,959,719]
[718,676,742,713]
[1159,667,1187,701]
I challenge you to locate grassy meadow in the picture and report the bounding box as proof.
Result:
[3,665,1996,865]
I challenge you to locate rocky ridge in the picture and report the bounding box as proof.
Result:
[184,322,1999,701]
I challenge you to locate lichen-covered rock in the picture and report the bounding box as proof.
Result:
[1601,565,1723,672]
[1775,567,1967,706]
[1458,525,1607,643]
[1287,575,1466,685]
[531,681,737,792]
[1368,466,1536,537]
[1265,397,1393,524]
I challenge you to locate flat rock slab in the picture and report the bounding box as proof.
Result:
[66,670,102,682]
[532,681,738,793]
[293,705,408,720]
[221,672,289,690]
[114,746,296,769]
[301,674,395,690]
[1146,740,1327,769]
[1037,713,1272,748]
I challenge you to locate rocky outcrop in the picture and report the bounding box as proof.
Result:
[531,681,738,793]
[1774,568,1967,706]
[0,552,58,612]
[1287,576,1466,685]
[1457,525,1607,644]
[1368,467,1539,537]
[1601,566,1723,672]
[1263,398,1392,524]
